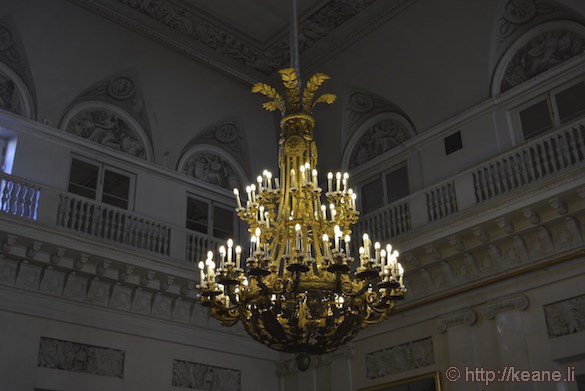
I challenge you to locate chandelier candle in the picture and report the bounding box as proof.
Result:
[196,68,406,369]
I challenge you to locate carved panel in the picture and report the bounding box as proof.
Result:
[0,17,34,116]
[365,337,434,380]
[38,337,125,378]
[345,89,405,138]
[348,119,410,169]
[501,29,585,92]
[65,110,147,159]
[39,268,65,296]
[131,288,152,314]
[496,0,559,48]
[172,299,192,323]
[63,273,89,301]
[172,359,241,391]
[110,284,132,311]
[0,258,18,286]
[15,262,41,291]
[86,278,111,306]
[544,294,585,337]
[152,293,172,319]
[181,152,241,190]
[0,71,23,115]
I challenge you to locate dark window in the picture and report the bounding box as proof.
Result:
[385,166,409,203]
[444,131,463,155]
[361,177,384,214]
[555,82,585,124]
[68,159,132,209]
[213,205,233,240]
[102,170,131,209]
[186,198,209,234]
[519,100,553,139]
[68,159,99,199]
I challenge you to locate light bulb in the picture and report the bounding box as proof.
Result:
[233,188,239,195]
[235,245,241,254]
[295,223,301,231]
[374,242,381,250]
[207,251,213,259]
[255,227,262,237]
[344,234,351,243]
[227,239,233,248]
[198,261,204,270]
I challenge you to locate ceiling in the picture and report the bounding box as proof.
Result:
[69,0,416,83]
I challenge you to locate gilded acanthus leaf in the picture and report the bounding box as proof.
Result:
[251,83,280,99]
[312,93,337,107]
[263,101,278,111]
[302,73,331,112]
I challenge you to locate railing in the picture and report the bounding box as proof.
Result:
[357,118,585,240]
[186,230,222,264]
[56,194,171,256]
[426,181,457,222]
[0,173,40,220]
[472,122,585,203]
[2,118,585,260]
[354,199,410,243]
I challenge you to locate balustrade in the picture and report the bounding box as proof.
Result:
[57,194,171,256]
[0,173,40,220]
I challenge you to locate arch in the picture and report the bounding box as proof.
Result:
[60,101,154,161]
[491,20,585,96]
[341,112,416,171]
[177,144,248,191]
[0,60,34,119]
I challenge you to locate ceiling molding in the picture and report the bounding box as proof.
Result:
[68,0,418,84]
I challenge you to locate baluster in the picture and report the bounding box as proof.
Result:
[443,185,451,215]
[30,187,39,220]
[11,183,21,215]
[122,215,131,244]
[544,139,557,173]
[79,201,89,233]
[18,184,28,217]
[501,159,511,193]
[574,125,585,161]
[103,208,112,239]
[553,132,570,171]
[512,152,523,187]
[139,219,147,249]
[164,226,171,255]
[63,196,73,228]
[24,186,33,218]
[565,129,579,165]
[147,223,154,251]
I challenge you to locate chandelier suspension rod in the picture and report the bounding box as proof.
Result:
[289,0,301,84]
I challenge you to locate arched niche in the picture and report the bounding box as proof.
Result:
[177,144,247,191]
[0,60,34,119]
[341,112,415,171]
[60,101,154,161]
[492,20,585,96]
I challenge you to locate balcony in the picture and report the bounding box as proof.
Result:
[0,116,584,305]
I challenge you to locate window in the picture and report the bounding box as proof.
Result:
[519,100,553,139]
[554,82,585,124]
[68,158,134,209]
[444,131,463,155]
[186,196,236,240]
[518,80,585,140]
[360,163,409,214]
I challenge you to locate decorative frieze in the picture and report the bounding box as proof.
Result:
[484,294,529,320]
[15,261,41,291]
[38,337,125,378]
[86,278,111,306]
[63,273,88,301]
[544,294,585,338]
[172,359,240,391]
[366,337,434,379]
[436,309,477,334]
[39,267,65,296]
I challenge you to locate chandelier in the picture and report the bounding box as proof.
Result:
[196,1,406,371]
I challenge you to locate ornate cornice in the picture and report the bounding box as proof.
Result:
[67,0,418,83]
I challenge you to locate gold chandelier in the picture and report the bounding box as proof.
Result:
[197,67,406,369]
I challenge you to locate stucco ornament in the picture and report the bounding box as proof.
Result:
[501,29,585,92]
[348,118,410,169]
[172,359,241,391]
[65,110,147,159]
[365,337,435,379]
[181,152,241,190]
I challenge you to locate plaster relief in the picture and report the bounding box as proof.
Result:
[38,337,125,378]
[172,359,241,391]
